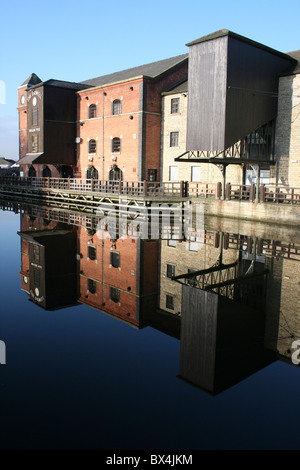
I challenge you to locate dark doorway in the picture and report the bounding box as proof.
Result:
[28,166,36,178]
[42,166,52,178]
[59,166,73,178]
[148,169,158,182]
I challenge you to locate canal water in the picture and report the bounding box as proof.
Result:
[0,199,299,450]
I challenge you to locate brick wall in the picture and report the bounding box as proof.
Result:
[76,79,142,181]
[17,86,28,159]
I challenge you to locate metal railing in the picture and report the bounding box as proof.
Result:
[0,176,299,204]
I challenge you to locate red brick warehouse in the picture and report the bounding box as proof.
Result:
[17,55,188,182]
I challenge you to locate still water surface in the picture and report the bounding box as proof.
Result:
[0,200,299,450]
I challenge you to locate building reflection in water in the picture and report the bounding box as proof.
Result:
[7,199,299,395]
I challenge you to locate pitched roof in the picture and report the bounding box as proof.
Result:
[0,157,13,166]
[186,29,297,64]
[24,79,91,91]
[21,73,42,87]
[287,50,300,74]
[42,79,91,91]
[162,79,188,95]
[80,54,188,87]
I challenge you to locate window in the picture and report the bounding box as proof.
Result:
[110,252,120,268]
[33,244,40,262]
[148,169,157,182]
[109,166,123,181]
[32,134,38,153]
[188,242,198,252]
[110,287,120,303]
[88,104,97,119]
[170,131,179,147]
[171,98,179,114]
[167,264,175,278]
[32,108,38,126]
[167,239,177,247]
[88,246,96,261]
[166,295,174,310]
[88,139,97,154]
[169,165,178,181]
[112,99,122,115]
[191,166,201,182]
[112,137,121,153]
[33,269,40,287]
[86,166,98,179]
[87,278,96,294]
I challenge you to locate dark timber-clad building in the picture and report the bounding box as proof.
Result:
[175,29,298,191]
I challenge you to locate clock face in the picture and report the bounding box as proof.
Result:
[20,94,25,105]
[32,96,37,107]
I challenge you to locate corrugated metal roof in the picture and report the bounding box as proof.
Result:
[80,54,188,87]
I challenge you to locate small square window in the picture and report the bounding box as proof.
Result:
[148,169,157,182]
[88,246,96,260]
[167,239,177,247]
[170,131,179,147]
[88,104,97,119]
[88,139,97,154]
[171,98,179,114]
[169,165,178,181]
[191,166,201,182]
[88,278,96,294]
[166,295,174,310]
[167,264,175,278]
[112,99,122,115]
[112,137,121,153]
[110,252,120,268]
[110,287,120,303]
[188,242,199,252]
[34,269,40,287]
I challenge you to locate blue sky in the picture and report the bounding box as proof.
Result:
[0,0,299,160]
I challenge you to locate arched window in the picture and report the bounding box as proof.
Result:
[88,104,97,119]
[28,166,36,178]
[86,166,98,179]
[88,139,97,154]
[112,137,121,153]
[112,99,122,115]
[42,166,51,177]
[109,165,123,181]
